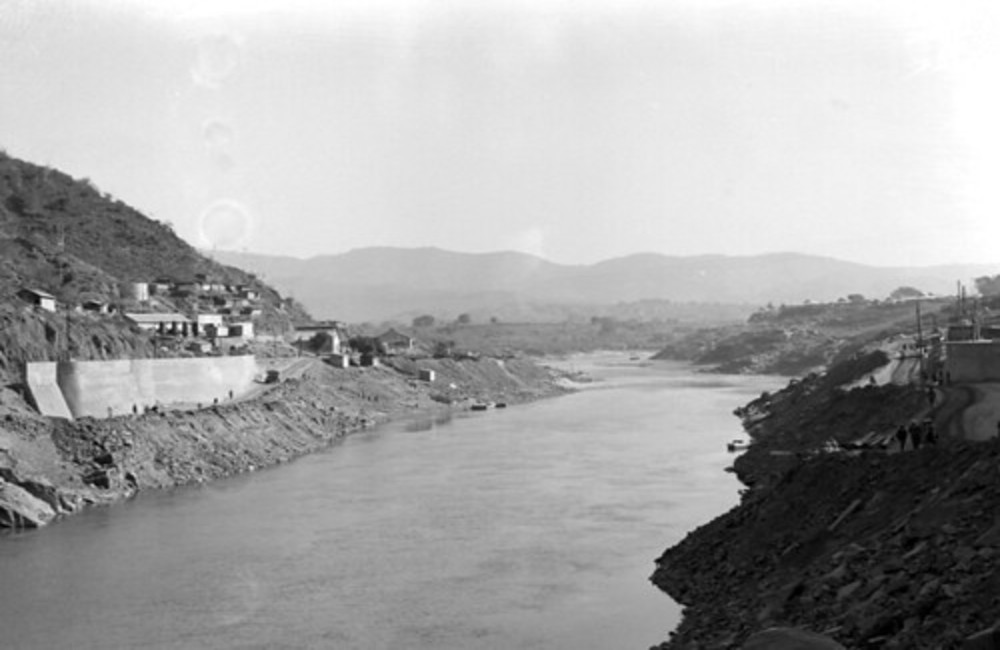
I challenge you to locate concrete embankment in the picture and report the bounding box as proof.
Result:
[26,356,259,419]
[0,355,569,529]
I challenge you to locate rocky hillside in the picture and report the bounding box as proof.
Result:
[0,150,309,383]
[653,298,951,376]
[1,151,250,295]
[0,306,155,385]
[652,439,1000,650]
[649,334,1000,649]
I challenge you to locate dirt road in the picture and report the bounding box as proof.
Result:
[935,382,1000,441]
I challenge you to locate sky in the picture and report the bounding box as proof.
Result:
[1,0,999,267]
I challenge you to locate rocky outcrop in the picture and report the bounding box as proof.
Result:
[0,478,56,528]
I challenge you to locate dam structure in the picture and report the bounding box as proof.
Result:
[25,356,259,419]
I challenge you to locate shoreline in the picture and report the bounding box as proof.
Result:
[0,355,571,530]
[648,372,1000,649]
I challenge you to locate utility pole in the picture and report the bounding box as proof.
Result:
[916,300,923,348]
[973,298,981,340]
[916,300,924,384]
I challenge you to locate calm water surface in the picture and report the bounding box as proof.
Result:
[0,355,780,650]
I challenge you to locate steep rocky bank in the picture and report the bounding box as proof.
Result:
[651,439,1000,649]
[0,355,569,529]
[649,362,1000,648]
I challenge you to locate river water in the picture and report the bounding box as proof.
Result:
[0,355,779,650]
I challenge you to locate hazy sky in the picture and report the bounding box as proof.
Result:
[2,0,999,266]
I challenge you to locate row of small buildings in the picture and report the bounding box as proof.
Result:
[125,312,254,340]
[18,286,419,362]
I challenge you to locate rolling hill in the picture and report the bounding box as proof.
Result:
[212,248,999,323]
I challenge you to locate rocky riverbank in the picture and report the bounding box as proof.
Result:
[0,355,569,529]
[651,439,1000,649]
[649,368,1000,649]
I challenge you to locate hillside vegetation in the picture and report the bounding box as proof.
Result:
[0,150,309,383]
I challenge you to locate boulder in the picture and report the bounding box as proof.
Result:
[0,479,56,528]
[742,627,847,650]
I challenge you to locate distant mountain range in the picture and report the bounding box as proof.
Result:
[210,247,999,323]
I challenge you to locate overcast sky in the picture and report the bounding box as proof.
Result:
[1,0,999,267]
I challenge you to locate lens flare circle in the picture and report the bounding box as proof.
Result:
[199,199,252,250]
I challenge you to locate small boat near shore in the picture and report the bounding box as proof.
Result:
[470,401,495,411]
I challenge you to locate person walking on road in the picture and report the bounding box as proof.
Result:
[909,421,923,450]
[895,424,909,451]
[923,419,937,445]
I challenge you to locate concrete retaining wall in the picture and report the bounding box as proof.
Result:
[24,362,73,420]
[27,356,259,418]
[945,342,1000,383]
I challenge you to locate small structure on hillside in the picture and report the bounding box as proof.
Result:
[125,312,193,336]
[375,328,414,355]
[291,322,345,355]
[228,321,255,340]
[947,324,976,342]
[418,368,436,382]
[150,280,171,295]
[123,282,150,302]
[326,353,350,369]
[944,339,1000,382]
[194,313,224,337]
[81,299,109,314]
[18,288,56,312]
[187,340,212,354]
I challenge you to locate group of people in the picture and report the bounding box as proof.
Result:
[894,419,937,451]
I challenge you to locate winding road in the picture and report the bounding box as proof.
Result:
[932,382,1000,441]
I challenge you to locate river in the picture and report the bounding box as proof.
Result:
[0,355,780,650]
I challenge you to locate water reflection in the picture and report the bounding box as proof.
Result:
[403,412,455,432]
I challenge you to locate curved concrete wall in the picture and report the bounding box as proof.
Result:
[54,356,259,418]
[945,342,1000,383]
[25,362,73,419]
